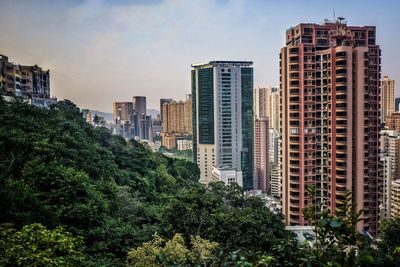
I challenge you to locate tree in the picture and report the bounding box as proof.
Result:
[0,100,202,265]
[164,182,297,263]
[126,233,218,267]
[93,114,105,125]
[0,223,85,266]
[375,217,400,266]
[301,187,375,266]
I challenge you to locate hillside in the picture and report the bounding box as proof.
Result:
[1,98,399,266]
[0,99,296,266]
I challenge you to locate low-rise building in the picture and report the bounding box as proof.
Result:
[177,139,192,151]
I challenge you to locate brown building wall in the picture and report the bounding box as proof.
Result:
[162,99,192,135]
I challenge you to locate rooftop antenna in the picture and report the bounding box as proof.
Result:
[333,8,336,22]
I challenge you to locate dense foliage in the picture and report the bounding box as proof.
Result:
[0,223,85,266]
[1,98,400,266]
[0,99,294,266]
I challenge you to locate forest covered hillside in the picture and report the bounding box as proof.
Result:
[0,98,400,266]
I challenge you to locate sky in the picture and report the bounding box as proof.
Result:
[1,0,399,112]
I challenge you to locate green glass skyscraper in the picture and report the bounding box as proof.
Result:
[191,61,254,189]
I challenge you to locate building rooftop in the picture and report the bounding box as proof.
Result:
[191,60,253,68]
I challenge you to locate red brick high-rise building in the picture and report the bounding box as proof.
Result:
[280,18,381,235]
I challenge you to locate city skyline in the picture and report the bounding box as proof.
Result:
[1,0,399,112]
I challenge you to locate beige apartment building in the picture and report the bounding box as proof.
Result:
[161,98,192,135]
[381,76,395,125]
[254,87,280,131]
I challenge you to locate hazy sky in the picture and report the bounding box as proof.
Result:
[1,0,399,112]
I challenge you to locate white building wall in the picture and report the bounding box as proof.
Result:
[380,129,399,220]
[177,139,192,150]
[212,167,243,187]
[198,144,216,184]
[214,65,242,170]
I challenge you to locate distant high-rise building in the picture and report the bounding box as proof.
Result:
[113,102,134,123]
[385,112,400,179]
[280,19,381,235]
[167,101,185,133]
[254,87,268,119]
[161,99,192,135]
[253,86,281,196]
[381,76,395,125]
[133,96,146,116]
[132,96,147,138]
[160,98,173,122]
[379,130,400,221]
[254,87,280,131]
[270,130,281,199]
[386,113,400,132]
[113,102,134,138]
[191,61,253,189]
[152,114,163,136]
[395,97,400,112]
[184,95,193,135]
[254,116,269,192]
[140,114,153,141]
[160,96,192,150]
[82,109,92,124]
[132,112,140,138]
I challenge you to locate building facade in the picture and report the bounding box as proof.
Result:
[280,19,381,235]
[161,97,192,135]
[133,96,146,117]
[113,102,134,123]
[0,54,55,107]
[184,95,193,135]
[177,139,192,151]
[391,180,400,218]
[140,114,153,141]
[167,101,185,133]
[254,87,280,131]
[254,116,269,192]
[113,102,134,139]
[192,61,254,188]
[386,113,400,132]
[161,132,176,149]
[381,76,395,125]
[270,129,281,199]
[254,87,268,119]
[160,98,173,122]
[385,111,400,194]
[395,97,400,112]
[379,130,400,220]
[253,86,281,196]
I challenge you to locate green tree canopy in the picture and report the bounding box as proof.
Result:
[0,223,84,266]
